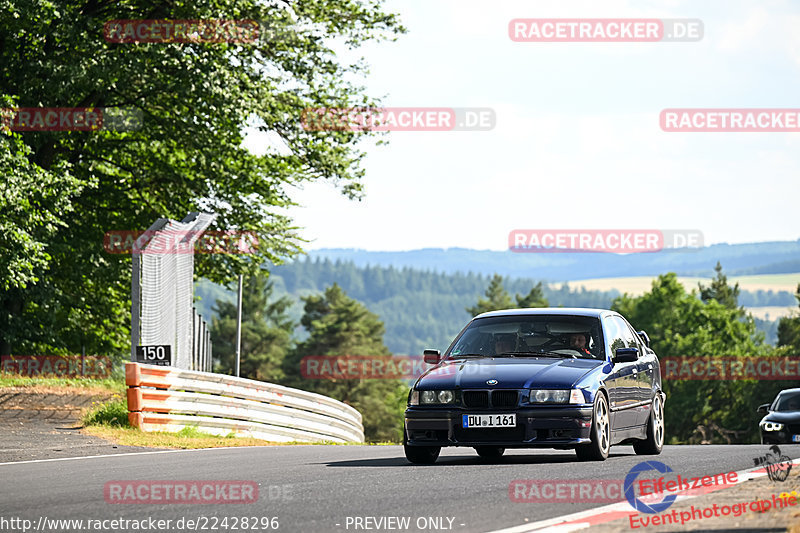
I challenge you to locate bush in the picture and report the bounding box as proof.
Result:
[83,398,130,427]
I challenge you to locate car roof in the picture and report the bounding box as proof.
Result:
[475,307,614,319]
[778,388,800,395]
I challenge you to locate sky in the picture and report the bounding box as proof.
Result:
[246,0,800,252]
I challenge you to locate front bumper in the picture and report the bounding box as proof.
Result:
[761,429,797,445]
[405,405,594,448]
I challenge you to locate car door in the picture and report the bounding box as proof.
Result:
[603,315,639,429]
[623,320,656,426]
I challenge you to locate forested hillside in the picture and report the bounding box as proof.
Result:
[307,241,800,280]
[195,258,784,354]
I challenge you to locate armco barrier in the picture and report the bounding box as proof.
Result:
[126,362,364,443]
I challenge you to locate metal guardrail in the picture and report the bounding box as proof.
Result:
[126,362,364,443]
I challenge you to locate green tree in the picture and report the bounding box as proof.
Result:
[613,272,794,444]
[0,0,404,356]
[699,262,741,311]
[466,274,514,316]
[515,282,549,308]
[211,275,294,382]
[777,284,800,351]
[283,284,406,442]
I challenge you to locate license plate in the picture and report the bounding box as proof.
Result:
[462,414,516,428]
[792,435,800,443]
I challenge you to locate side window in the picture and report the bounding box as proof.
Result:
[614,317,639,349]
[623,321,644,352]
[604,317,626,355]
[606,316,638,355]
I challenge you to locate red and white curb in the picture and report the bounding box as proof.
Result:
[488,458,800,533]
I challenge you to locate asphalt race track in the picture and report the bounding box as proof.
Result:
[1,444,797,533]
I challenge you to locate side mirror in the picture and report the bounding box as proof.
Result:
[423,349,441,365]
[613,347,639,364]
[637,330,651,348]
[757,403,770,414]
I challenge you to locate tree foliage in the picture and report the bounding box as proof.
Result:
[515,281,549,309]
[777,283,800,352]
[699,261,741,311]
[211,275,294,382]
[613,271,796,444]
[466,274,514,317]
[467,274,550,317]
[0,0,404,356]
[281,284,406,442]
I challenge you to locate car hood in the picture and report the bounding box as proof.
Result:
[763,411,800,423]
[418,357,606,389]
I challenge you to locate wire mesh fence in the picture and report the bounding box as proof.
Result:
[131,212,215,371]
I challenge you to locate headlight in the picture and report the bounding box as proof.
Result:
[529,389,585,404]
[762,421,785,432]
[409,390,419,406]
[421,390,437,403]
[438,390,455,403]
[418,389,456,404]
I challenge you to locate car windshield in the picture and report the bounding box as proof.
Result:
[446,315,605,360]
[774,392,800,411]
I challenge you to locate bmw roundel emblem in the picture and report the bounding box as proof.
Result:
[487,379,498,386]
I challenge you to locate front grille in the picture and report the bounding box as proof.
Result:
[785,424,800,434]
[463,391,489,408]
[491,390,519,408]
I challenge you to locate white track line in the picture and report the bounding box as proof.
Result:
[488,458,800,533]
[0,445,281,467]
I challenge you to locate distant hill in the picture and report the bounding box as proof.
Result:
[306,240,800,280]
[196,255,792,355]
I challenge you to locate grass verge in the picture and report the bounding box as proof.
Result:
[0,374,125,394]
[1,374,392,448]
[82,397,129,427]
[83,425,300,449]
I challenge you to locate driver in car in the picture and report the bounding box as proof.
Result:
[568,332,592,357]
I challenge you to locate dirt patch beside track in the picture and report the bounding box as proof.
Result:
[0,386,163,462]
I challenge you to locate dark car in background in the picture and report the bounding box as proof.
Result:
[759,388,800,444]
[403,308,665,464]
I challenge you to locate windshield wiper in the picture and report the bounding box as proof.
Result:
[507,350,575,358]
[449,353,487,358]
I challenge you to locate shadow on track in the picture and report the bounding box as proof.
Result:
[324,451,633,467]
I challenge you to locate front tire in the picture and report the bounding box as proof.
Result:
[634,393,664,455]
[576,392,610,461]
[404,444,441,464]
[474,446,505,461]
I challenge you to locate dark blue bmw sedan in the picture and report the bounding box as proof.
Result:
[403,308,665,463]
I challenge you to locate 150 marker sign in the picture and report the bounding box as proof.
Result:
[135,345,172,366]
